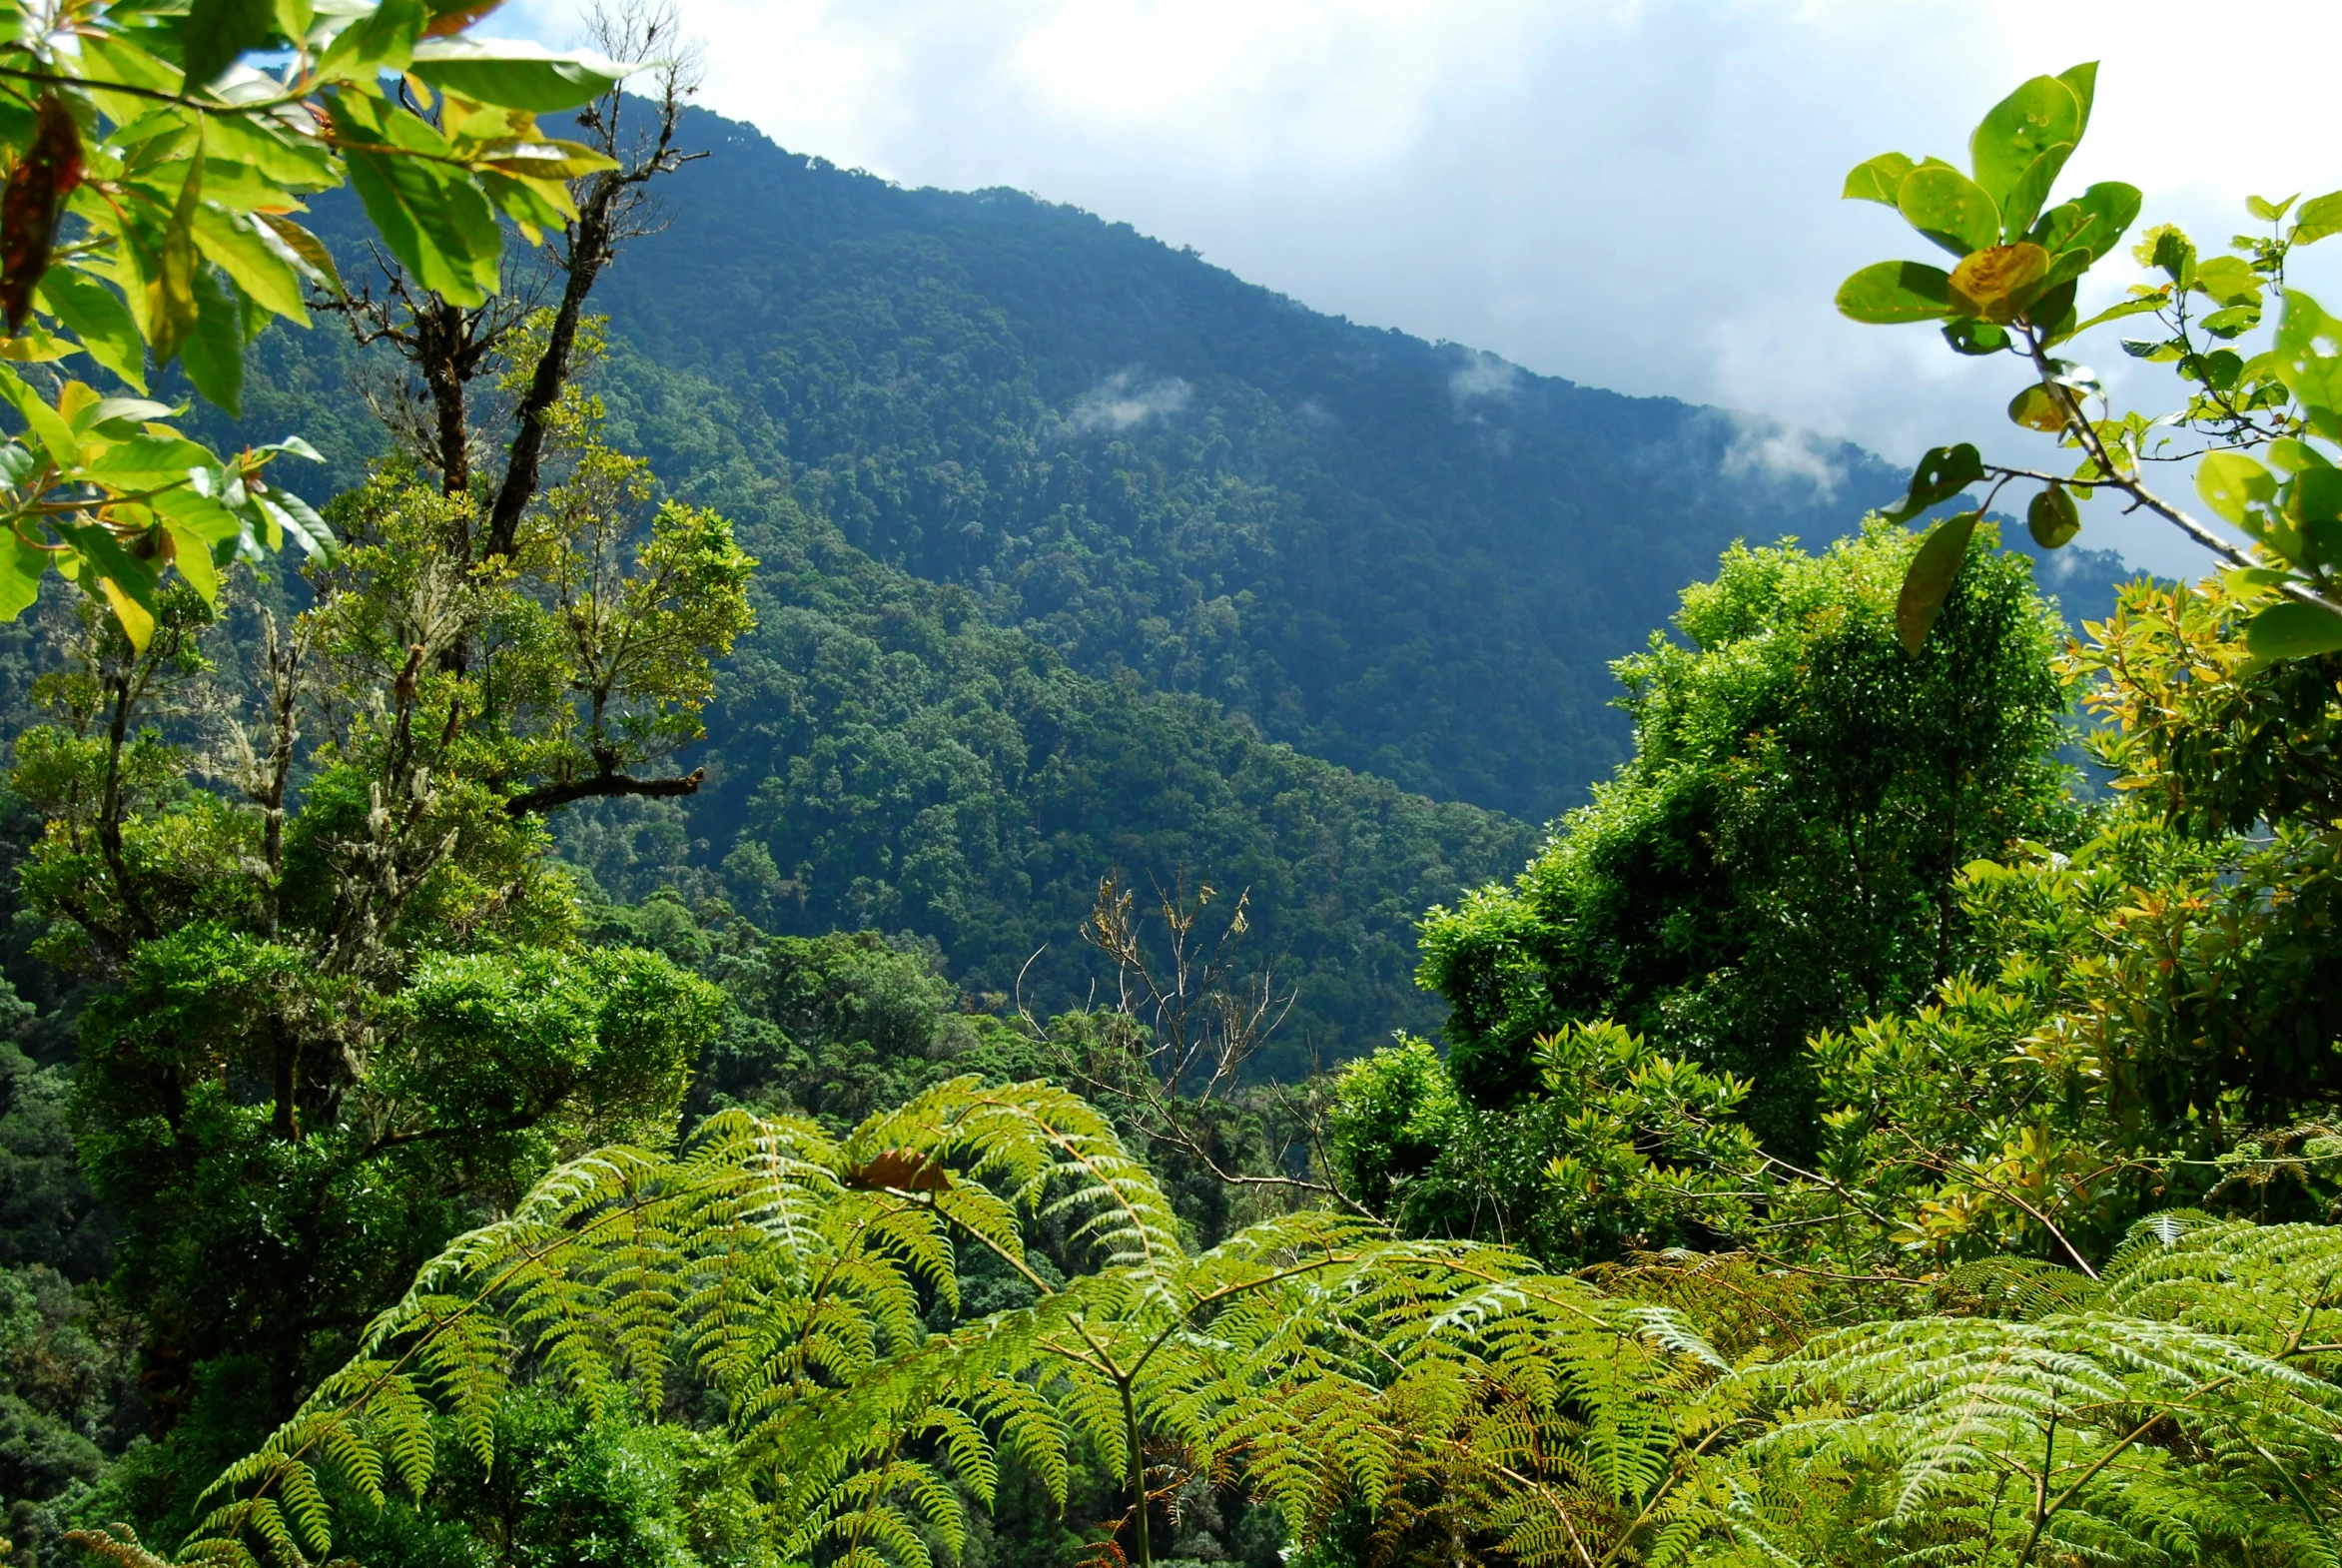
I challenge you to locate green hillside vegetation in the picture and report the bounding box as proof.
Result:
[10,28,2342,1568]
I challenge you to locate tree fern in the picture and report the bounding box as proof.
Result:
[73,1082,2342,1568]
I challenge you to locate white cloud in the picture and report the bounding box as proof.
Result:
[1448,349,1521,404]
[1720,413,1843,501]
[1069,370,1193,431]
[509,0,2342,575]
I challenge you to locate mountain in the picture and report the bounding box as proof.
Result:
[180,107,2136,1059]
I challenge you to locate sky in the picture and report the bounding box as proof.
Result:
[509,0,2342,575]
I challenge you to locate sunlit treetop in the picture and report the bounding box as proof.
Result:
[0,0,641,645]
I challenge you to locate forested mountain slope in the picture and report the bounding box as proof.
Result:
[233,108,2129,825]
[175,107,2132,1055]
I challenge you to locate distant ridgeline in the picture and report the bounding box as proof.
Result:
[185,108,2134,1063]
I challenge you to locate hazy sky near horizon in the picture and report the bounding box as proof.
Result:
[508,0,2342,574]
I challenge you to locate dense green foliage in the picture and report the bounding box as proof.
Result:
[1418,522,2073,1143]
[17,43,2342,1568]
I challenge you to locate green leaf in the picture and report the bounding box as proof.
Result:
[1899,165,2000,256]
[1881,442,1984,524]
[81,433,215,487]
[2026,484,2079,548]
[51,517,160,649]
[2007,384,2068,432]
[179,268,246,416]
[2269,436,2333,473]
[2275,289,2342,422]
[1836,261,1952,324]
[2292,191,2342,248]
[257,214,342,295]
[183,0,279,88]
[1995,143,2072,242]
[408,38,633,112]
[1941,319,2008,356]
[192,204,310,323]
[165,519,221,602]
[2071,294,2166,338]
[37,268,147,391]
[330,91,503,306]
[0,366,84,469]
[475,139,619,180]
[2190,255,2262,308]
[1842,152,1915,206]
[0,531,48,621]
[149,159,205,364]
[1897,510,1978,654]
[2055,62,2097,132]
[2196,451,2276,526]
[2245,599,2342,658]
[1968,75,2081,215]
[2291,466,2342,524]
[317,0,426,77]
[200,114,336,190]
[2198,304,2260,340]
[2247,193,2298,223]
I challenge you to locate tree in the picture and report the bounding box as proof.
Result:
[0,0,645,641]
[1837,62,2342,659]
[1418,522,2071,1147]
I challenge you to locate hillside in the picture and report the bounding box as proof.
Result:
[224,109,2131,825]
[169,107,2137,1055]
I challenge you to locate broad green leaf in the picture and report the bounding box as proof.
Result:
[164,519,222,602]
[0,367,84,468]
[81,434,214,487]
[1899,165,2000,256]
[2199,304,2260,339]
[2026,484,2079,548]
[1948,243,2047,324]
[254,486,336,556]
[2007,384,2068,432]
[2135,224,2195,287]
[2275,290,2342,421]
[1897,510,1978,653]
[1968,75,2080,213]
[1881,442,1984,524]
[2196,451,2276,525]
[258,215,343,294]
[2292,191,2342,248]
[37,269,148,391]
[1836,261,1952,324]
[331,91,503,306]
[475,139,619,180]
[2269,436,2334,473]
[2056,62,2097,132]
[408,38,633,112]
[476,169,571,243]
[2071,294,2165,337]
[1941,319,2008,356]
[2247,193,2298,223]
[180,269,247,416]
[2036,181,2142,263]
[184,0,281,87]
[318,0,427,77]
[2245,599,2342,658]
[200,114,336,189]
[1842,152,1915,206]
[1995,143,2071,242]
[2190,255,2262,308]
[51,517,161,649]
[192,204,311,323]
[0,533,47,620]
[77,398,176,433]
[2291,466,2342,527]
[149,159,205,364]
